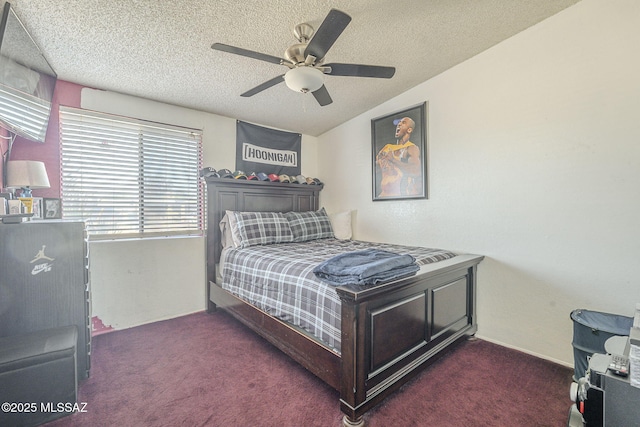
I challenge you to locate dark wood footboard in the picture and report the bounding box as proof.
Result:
[336,254,482,426]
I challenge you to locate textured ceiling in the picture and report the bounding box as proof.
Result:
[6,0,580,136]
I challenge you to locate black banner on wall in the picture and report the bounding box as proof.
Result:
[236,121,301,176]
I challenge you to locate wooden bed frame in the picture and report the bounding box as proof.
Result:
[205,177,483,426]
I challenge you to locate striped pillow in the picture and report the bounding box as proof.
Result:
[229,211,294,248]
[284,208,334,242]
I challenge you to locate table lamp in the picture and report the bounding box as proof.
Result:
[5,160,51,197]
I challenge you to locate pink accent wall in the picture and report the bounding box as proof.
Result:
[91,315,115,336]
[1,80,83,197]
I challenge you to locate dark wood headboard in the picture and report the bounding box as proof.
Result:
[204,177,323,289]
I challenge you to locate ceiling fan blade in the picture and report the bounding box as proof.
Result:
[324,63,396,78]
[212,43,287,65]
[312,85,333,106]
[241,75,285,97]
[304,9,351,61]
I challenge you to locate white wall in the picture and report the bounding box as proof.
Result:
[81,89,318,331]
[317,0,640,366]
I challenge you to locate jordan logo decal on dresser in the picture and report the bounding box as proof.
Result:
[30,245,55,275]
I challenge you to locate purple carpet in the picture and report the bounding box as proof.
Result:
[45,311,573,426]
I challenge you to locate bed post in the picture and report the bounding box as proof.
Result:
[343,415,365,427]
[338,291,366,427]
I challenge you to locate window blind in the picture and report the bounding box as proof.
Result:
[59,106,203,239]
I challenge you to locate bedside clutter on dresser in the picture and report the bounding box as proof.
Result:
[1,198,35,223]
[0,192,12,215]
[0,194,37,223]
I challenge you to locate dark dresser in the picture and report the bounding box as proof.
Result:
[0,220,91,380]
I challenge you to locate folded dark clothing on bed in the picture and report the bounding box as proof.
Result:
[313,248,419,286]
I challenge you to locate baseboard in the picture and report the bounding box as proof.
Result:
[475,334,573,369]
[91,309,207,336]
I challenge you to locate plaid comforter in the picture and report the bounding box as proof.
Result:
[221,238,456,353]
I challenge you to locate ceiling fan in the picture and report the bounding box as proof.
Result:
[211,9,395,106]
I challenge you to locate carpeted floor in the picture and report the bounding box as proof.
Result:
[45,311,574,427]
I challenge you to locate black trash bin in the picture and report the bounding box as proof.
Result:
[570,309,633,381]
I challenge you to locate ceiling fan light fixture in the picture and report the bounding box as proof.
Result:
[284,67,324,93]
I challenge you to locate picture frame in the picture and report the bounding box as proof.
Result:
[32,197,43,219]
[371,102,427,201]
[43,198,61,219]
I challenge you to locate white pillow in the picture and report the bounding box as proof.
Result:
[224,210,242,248]
[329,210,352,240]
[219,213,238,248]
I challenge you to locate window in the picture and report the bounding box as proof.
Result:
[59,106,203,239]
